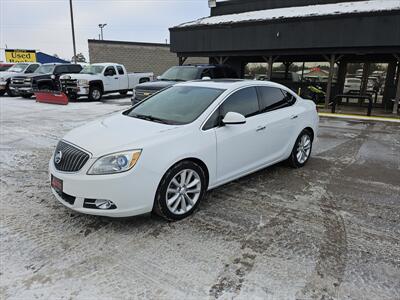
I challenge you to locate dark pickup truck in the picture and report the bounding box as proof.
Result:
[9,63,82,98]
[131,64,238,105]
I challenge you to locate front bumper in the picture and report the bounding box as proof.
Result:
[62,85,89,97]
[9,84,33,94]
[49,155,161,217]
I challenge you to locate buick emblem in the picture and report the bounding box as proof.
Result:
[54,151,63,164]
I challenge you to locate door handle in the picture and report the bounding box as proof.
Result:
[290,115,298,119]
[114,77,119,79]
[256,126,266,132]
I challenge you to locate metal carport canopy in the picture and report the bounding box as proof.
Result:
[169,0,400,59]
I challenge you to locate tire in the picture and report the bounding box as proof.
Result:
[21,94,33,99]
[153,160,207,221]
[0,90,5,96]
[119,90,128,95]
[89,85,102,101]
[6,84,17,97]
[288,129,313,168]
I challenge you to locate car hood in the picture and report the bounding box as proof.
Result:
[135,80,178,91]
[63,112,181,157]
[61,73,102,81]
[12,73,49,80]
[0,71,23,79]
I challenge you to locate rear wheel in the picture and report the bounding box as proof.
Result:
[89,85,102,101]
[288,130,313,168]
[153,161,206,221]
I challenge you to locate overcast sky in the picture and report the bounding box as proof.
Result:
[0,0,210,62]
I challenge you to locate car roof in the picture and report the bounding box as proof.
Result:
[175,79,290,91]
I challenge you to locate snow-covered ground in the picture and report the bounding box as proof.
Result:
[1,96,399,299]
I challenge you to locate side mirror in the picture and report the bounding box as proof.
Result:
[156,76,161,80]
[51,74,56,80]
[222,112,246,125]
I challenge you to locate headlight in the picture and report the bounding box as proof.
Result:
[77,79,89,86]
[87,150,142,175]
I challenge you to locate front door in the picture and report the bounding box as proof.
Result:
[214,87,267,183]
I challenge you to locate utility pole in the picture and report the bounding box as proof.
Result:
[69,0,77,63]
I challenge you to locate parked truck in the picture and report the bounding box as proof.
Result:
[9,63,83,98]
[0,62,41,96]
[131,64,238,105]
[60,63,153,101]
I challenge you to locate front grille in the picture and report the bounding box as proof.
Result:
[11,78,25,85]
[135,89,155,101]
[54,141,90,172]
[60,79,78,89]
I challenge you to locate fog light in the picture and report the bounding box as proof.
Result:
[95,199,115,209]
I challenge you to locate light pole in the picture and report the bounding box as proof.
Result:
[98,24,107,40]
[69,0,77,63]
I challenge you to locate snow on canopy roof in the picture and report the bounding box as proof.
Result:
[176,0,400,28]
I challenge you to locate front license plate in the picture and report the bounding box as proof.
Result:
[51,175,63,193]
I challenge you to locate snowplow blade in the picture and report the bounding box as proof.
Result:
[35,91,69,105]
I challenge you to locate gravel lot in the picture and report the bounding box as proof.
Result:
[1,96,399,300]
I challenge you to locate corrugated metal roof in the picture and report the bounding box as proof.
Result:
[175,0,400,28]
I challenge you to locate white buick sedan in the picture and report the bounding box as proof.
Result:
[50,80,318,220]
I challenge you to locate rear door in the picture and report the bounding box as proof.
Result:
[116,65,128,90]
[256,86,300,162]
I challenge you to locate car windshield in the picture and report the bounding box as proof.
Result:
[80,65,105,74]
[7,63,29,73]
[125,86,225,125]
[159,67,200,82]
[35,65,55,74]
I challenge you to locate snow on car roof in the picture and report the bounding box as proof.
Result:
[175,0,400,28]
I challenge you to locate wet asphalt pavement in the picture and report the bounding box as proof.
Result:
[1,96,399,299]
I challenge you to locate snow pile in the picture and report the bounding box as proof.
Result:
[176,0,400,28]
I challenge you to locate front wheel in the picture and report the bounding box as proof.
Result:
[153,161,206,221]
[89,86,102,101]
[119,90,128,95]
[288,130,313,168]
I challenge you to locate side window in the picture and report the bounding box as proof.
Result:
[203,108,221,130]
[221,87,259,118]
[257,87,291,112]
[104,66,116,76]
[69,65,82,73]
[54,65,69,74]
[282,90,297,106]
[25,64,39,73]
[116,66,124,75]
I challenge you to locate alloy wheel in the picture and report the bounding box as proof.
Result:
[166,169,201,215]
[296,134,311,164]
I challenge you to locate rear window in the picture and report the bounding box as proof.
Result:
[117,66,124,75]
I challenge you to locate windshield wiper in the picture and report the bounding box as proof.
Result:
[133,114,171,124]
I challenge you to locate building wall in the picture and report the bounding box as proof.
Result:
[88,40,208,76]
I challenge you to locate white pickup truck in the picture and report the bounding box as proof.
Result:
[60,63,153,101]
